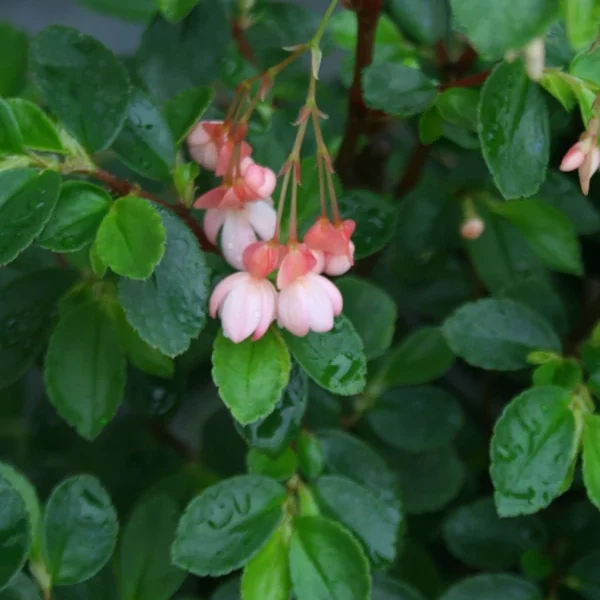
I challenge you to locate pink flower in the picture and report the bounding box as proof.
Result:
[209,272,277,343]
[560,136,600,196]
[215,139,253,177]
[187,121,226,171]
[276,244,317,289]
[243,161,277,199]
[203,200,277,270]
[323,242,356,276]
[304,217,356,258]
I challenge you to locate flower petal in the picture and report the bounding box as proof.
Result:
[221,211,257,270]
[245,200,277,240]
[220,278,262,343]
[310,273,343,316]
[253,280,277,341]
[194,186,226,210]
[203,209,227,245]
[209,272,248,318]
[305,277,335,332]
[278,282,310,337]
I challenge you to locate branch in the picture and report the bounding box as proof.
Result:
[232,19,256,66]
[439,69,491,92]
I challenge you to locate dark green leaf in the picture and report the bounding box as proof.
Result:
[336,277,396,361]
[289,516,370,600]
[440,574,542,600]
[52,566,118,600]
[0,23,28,97]
[73,0,157,21]
[443,298,561,370]
[568,552,600,600]
[172,475,287,576]
[39,182,111,252]
[366,386,463,453]
[45,301,126,440]
[372,575,425,600]
[0,475,30,589]
[314,475,400,568]
[31,26,131,152]
[43,475,118,586]
[491,386,577,516]
[436,88,479,131]
[213,328,291,425]
[113,88,176,182]
[583,414,600,511]
[0,573,41,600]
[211,579,240,600]
[157,0,199,22]
[363,63,437,117]
[0,99,23,154]
[96,195,166,280]
[386,0,450,44]
[451,0,559,58]
[164,86,214,143]
[282,315,366,396]
[418,106,444,145]
[479,61,550,199]
[0,169,60,265]
[6,99,64,153]
[135,1,229,101]
[119,206,211,356]
[118,494,185,600]
[442,497,546,570]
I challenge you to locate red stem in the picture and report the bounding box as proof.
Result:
[439,69,491,91]
[232,19,256,66]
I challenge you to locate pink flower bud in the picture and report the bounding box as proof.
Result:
[460,218,485,241]
[304,217,355,257]
[560,140,587,172]
[243,162,277,200]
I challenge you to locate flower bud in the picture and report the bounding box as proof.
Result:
[461,217,485,241]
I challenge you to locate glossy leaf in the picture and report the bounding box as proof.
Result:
[282,315,367,396]
[45,301,126,440]
[436,88,479,131]
[443,298,561,370]
[39,182,111,253]
[31,26,131,152]
[213,328,291,425]
[0,23,28,97]
[583,414,600,511]
[289,516,370,600]
[119,206,211,356]
[43,475,118,586]
[490,386,577,516]
[0,99,23,154]
[163,86,214,143]
[172,475,287,576]
[479,60,550,199]
[6,99,64,153]
[96,195,166,280]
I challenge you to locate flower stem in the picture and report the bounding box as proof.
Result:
[311,0,339,48]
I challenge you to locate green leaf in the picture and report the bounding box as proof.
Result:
[247,448,298,482]
[386,0,450,44]
[0,99,23,154]
[213,328,291,425]
[436,88,479,131]
[282,315,367,396]
[491,386,577,517]
[163,86,214,144]
[380,327,455,388]
[0,475,30,589]
[39,182,111,252]
[135,1,229,102]
[297,431,325,480]
[211,579,241,600]
[0,23,28,97]
[492,199,582,275]
[314,475,400,569]
[157,0,199,22]
[45,301,126,440]
[43,475,118,586]
[418,106,444,145]
[0,269,75,388]
[241,526,291,600]
[583,414,600,511]
[118,494,185,600]
[6,99,64,153]
[442,497,546,570]
[539,70,577,111]
[372,575,426,600]
[443,298,561,370]
[119,206,211,356]
[440,574,542,600]
[570,46,600,86]
[363,62,437,117]
[113,88,176,182]
[366,386,463,453]
[451,0,559,58]
[31,26,131,153]
[289,516,370,600]
[564,0,600,50]
[336,277,396,361]
[479,60,550,199]
[73,0,157,21]
[0,573,41,600]
[96,196,166,280]
[338,190,398,259]
[568,552,600,600]
[172,475,287,576]
[0,169,61,265]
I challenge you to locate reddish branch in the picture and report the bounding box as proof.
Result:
[232,19,256,66]
[439,69,491,91]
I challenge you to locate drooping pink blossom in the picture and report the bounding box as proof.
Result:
[276,244,317,289]
[304,217,356,257]
[187,121,226,171]
[560,135,600,196]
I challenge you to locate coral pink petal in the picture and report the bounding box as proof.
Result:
[311,249,326,274]
[253,281,277,341]
[560,144,585,172]
[215,144,233,177]
[245,200,277,240]
[209,272,248,318]
[243,241,279,279]
[305,277,335,332]
[276,245,317,289]
[278,283,310,337]
[311,273,343,316]
[194,187,226,210]
[221,211,257,270]
[342,219,356,237]
[220,279,262,343]
[221,184,246,209]
[203,209,227,245]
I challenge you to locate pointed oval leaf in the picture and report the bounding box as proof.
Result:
[0,99,23,154]
[163,86,214,143]
[6,99,64,153]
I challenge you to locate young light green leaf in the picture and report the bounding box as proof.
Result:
[96,196,166,280]
[163,86,214,143]
[386,0,450,44]
[583,414,600,511]
[31,26,131,152]
[366,386,463,453]
[119,206,211,356]
[363,62,437,117]
[440,574,542,600]
[213,328,291,425]
[436,88,479,131]
[491,386,577,517]
[241,525,291,600]
[113,88,176,182]
[443,298,561,370]
[0,23,28,97]
[564,0,600,50]
[6,99,64,153]
[0,475,30,589]
[479,60,550,199]
[172,475,287,576]
[39,182,111,252]
[289,516,370,600]
[118,494,185,600]
[45,301,126,440]
[43,475,118,586]
[492,199,582,275]
[0,169,61,265]
[0,99,24,154]
[282,315,367,396]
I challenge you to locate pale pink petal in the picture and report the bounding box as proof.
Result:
[560,142,586,172]
[209,272,248,318]
[245,200,277,240]
[220,279,262,343]
[278,282,310,337]
[311,249,326,274]
[276,245,317,289]
[221,211,257,270]
[324,242,355,276]
[310,273,343,316]
[203,209,227,245]
[194,187,226,210]
[253,280,277,341]
[187,122,211,146]
[305,277,335,332]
